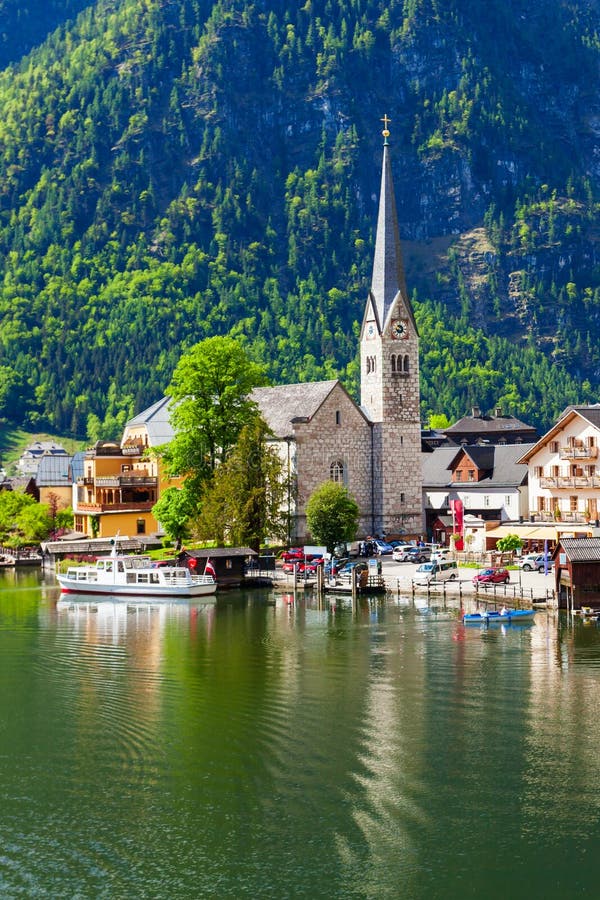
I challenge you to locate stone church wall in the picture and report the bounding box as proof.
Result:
[292,384,374,542]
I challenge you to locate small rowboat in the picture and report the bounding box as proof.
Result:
[463,609,536,625]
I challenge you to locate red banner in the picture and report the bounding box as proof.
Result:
[450,499,464,551]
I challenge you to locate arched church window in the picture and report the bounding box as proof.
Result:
[330,460,344,483]
[403,354,409,373]
[391,355,396,373]
[335,410,341,426]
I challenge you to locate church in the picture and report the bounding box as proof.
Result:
[75,125,423,544]
[252,126,423,542]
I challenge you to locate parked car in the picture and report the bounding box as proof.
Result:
[324,557,349,576]
[395,545,431,563]
[472,568,510,585]
[280,547,304,562]
[282,557,324,575]
[372,539,394,555]
[430,548,453,562]
[413,560,459,585]
[519,553,552,572]
[336,561,369,579]
[392,543,413,561]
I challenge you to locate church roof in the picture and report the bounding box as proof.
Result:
[125,395,174,446]
[251,381,340,438]
[370,142,417,334]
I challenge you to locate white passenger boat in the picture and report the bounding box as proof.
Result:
[57,546,217,599]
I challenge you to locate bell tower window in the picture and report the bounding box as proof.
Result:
[392,354,409,376]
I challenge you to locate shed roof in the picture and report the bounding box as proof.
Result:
[559,538,600,562]
[40,538,147,555]
[183,547,257,558]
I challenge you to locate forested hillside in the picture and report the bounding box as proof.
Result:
[0,0,598,439]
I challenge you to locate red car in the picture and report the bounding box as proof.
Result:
[280,548,304,562]
[282,558,324,575]
[472,568,510,586]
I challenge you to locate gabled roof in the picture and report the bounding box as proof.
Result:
[422,443,534,488]
[559,538,600,562]
[557,404,600,428]
[453,445,495,471]
[36,454,73,486]
[125,380,366,449]
[125,395,174,446]
[517,406,600,464]
[252,380,367,438]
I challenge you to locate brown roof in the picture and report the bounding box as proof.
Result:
[445,413,536,437]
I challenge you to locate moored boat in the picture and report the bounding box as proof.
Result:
[463,608,536,624]
[57,545,217,599]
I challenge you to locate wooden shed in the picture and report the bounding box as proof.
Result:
[178,547,258,588]
[554,538,600,610]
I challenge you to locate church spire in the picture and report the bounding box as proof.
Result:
[370,119,414,331]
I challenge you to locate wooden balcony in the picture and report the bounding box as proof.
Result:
[76,501,155,514]
[540,475,600,489]
[529,511,591,524]
[559,445,598,460]
[95,474,157,488]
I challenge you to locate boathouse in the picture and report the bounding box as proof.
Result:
[177,547,262,588]
[554,537,600,610]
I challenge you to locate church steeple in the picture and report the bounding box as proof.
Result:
[369,122,417,334]
[359,117,423,538]
[360,116,421,426]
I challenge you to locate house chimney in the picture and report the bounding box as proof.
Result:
[495,406,503,417]
[471,406,481,418]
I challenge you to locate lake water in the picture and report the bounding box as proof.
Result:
[1,569,599,898]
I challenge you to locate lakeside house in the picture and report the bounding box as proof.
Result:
[423,443,534,542]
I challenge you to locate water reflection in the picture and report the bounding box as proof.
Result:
[5,579,600,896]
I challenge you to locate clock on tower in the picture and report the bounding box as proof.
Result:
[391,318,409,340]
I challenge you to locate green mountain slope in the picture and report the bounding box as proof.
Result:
[0,0,598,438]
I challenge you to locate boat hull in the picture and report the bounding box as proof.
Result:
[463,609,536,624]
[57,577,217,598]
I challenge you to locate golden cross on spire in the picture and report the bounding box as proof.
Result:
[381,114,391,144]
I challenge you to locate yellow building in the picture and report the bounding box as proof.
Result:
[73,398,181,539]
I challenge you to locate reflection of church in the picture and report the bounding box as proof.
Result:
[254,128,423,542]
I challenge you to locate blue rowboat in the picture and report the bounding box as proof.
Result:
[463,609,536,624]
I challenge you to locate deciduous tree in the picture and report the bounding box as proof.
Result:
[305,482,359,553]
[152,486,194,549]
[163,336,268,495]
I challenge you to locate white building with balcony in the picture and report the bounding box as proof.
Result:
[517,405,600,525]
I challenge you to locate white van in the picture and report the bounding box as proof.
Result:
[413,560,459,585]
